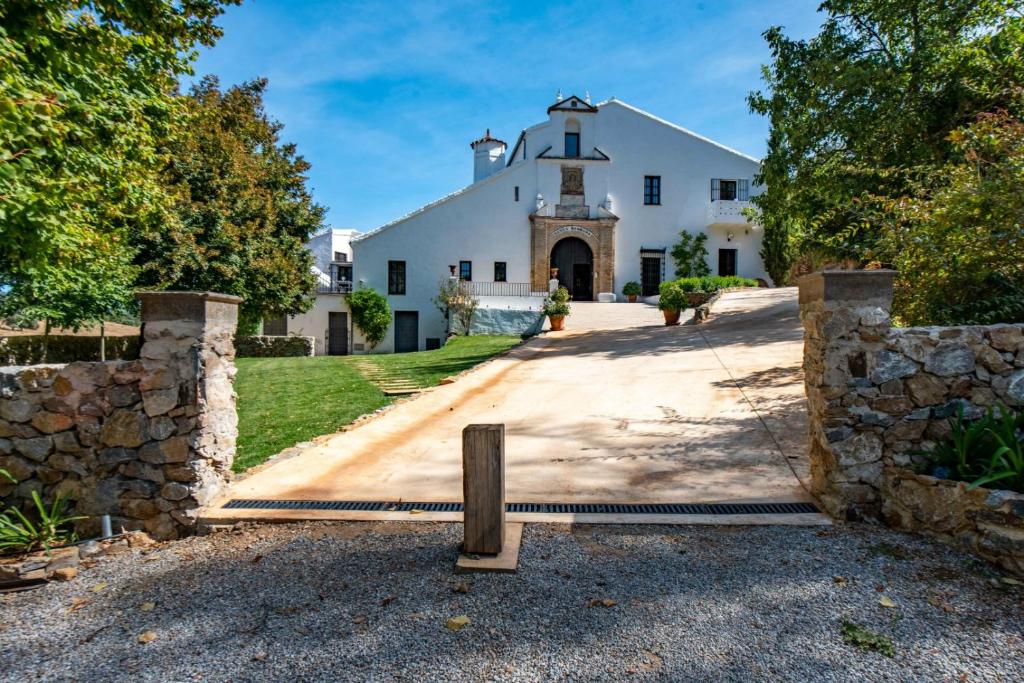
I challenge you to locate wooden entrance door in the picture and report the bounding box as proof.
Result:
[641,256,662,296]
[550,237,594,300]
[718,248,737,277]
[394,311,418,353]
[327,312,348,356]
[571,263,593,301]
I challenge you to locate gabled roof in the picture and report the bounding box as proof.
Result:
[547,94,598,114]
[597,98,760,164]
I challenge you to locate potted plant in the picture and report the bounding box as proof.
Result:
[622,281,642,303]
[657,281,686,325]
[543,286,571,331]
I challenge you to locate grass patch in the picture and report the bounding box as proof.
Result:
[841,620,895,657]
[233,335,522,472]
[355,335,522,386]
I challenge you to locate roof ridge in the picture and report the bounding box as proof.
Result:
[596,99,761,163]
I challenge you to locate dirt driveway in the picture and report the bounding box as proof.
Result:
[206,288,813,523]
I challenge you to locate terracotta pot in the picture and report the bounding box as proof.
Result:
[628,295,638,303]
[662,309,681,326]
[548,315,565,331]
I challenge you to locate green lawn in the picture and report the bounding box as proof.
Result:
[233,335,522,472]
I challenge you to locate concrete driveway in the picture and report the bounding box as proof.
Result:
[206,288,813,523]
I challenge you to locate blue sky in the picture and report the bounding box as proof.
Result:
[190,0,823,232]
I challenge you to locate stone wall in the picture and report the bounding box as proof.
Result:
[881,468,1024,575]
[235,335,315,358]
[0,292,241,540]
[800,270,1024,521]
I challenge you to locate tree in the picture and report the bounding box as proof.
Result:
[132,77,324,333]
[434,278,480,336]
[749,1,1023,259]
[0,1,236,327]
[882,112,1024,325]
[670,231,710,278]
[346,287,391,350]
[758,217,796,286]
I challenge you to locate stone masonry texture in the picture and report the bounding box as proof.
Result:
[800,270,1024,574]
[0,291,241,540]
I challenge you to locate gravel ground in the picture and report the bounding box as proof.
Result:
[2,521,1022,682]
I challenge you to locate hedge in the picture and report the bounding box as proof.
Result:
[235,335,316,358]
[0,335,140,365]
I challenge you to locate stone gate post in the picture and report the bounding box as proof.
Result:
[135,291,242,536]
[798,270,896,520]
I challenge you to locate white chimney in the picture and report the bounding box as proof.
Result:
[470,129,507,182]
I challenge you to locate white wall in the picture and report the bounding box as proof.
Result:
[352,97,769,353]
[352,161,538,353]
[307,228,359,271]
[283,294,348,356]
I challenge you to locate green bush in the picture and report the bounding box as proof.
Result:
[345,287,391,349]
[674,275,758,294]
[0,490,85,556]
[0,335,139,365]
[622,281,642,297]
[657,281,687,311]
[918,403,1024,493]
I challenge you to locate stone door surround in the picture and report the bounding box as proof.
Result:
[530,216,616,295]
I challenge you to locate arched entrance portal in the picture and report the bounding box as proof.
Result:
[550,237,594,301]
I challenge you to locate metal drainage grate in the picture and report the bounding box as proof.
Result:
[222,499,820,515]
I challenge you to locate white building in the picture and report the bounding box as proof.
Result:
[262,228,358,355]
[352,94,767,353]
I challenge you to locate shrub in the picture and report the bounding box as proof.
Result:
[0,335,140,365]
[918,403,1024,493]
[670,231,710,278]
[0,491,85,555]
[345,287,391,349]
[542,287,571,317]
[235,335,315,357]
[434,278,479,336]
[657,281,687,311]
[622,281,642,297]
[675,276,758,293]
[883,113,1024,326]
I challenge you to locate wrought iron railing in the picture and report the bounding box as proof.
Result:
[315,281,353,294]
[463,281,547,297]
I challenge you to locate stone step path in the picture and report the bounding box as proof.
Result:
[351,361,426,397]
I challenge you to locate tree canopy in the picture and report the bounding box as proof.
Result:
[749,0,1024,259]
[132,77,324,333]
[0,1,237,327]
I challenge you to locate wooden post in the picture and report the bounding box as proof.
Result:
[462,424,505,555]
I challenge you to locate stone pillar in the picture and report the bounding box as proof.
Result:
[135,291,242,537]
[798,270,896,520]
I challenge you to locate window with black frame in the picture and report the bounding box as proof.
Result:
[459,260,472,281]
[644,175,661,205]
[494,261,507,282]
[387,260,406,295]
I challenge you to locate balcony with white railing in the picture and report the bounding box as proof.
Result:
[707,199,753,226]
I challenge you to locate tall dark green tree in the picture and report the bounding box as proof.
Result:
[0,0,236,326]
[749,0,1023,260]
[133,77,324,333]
